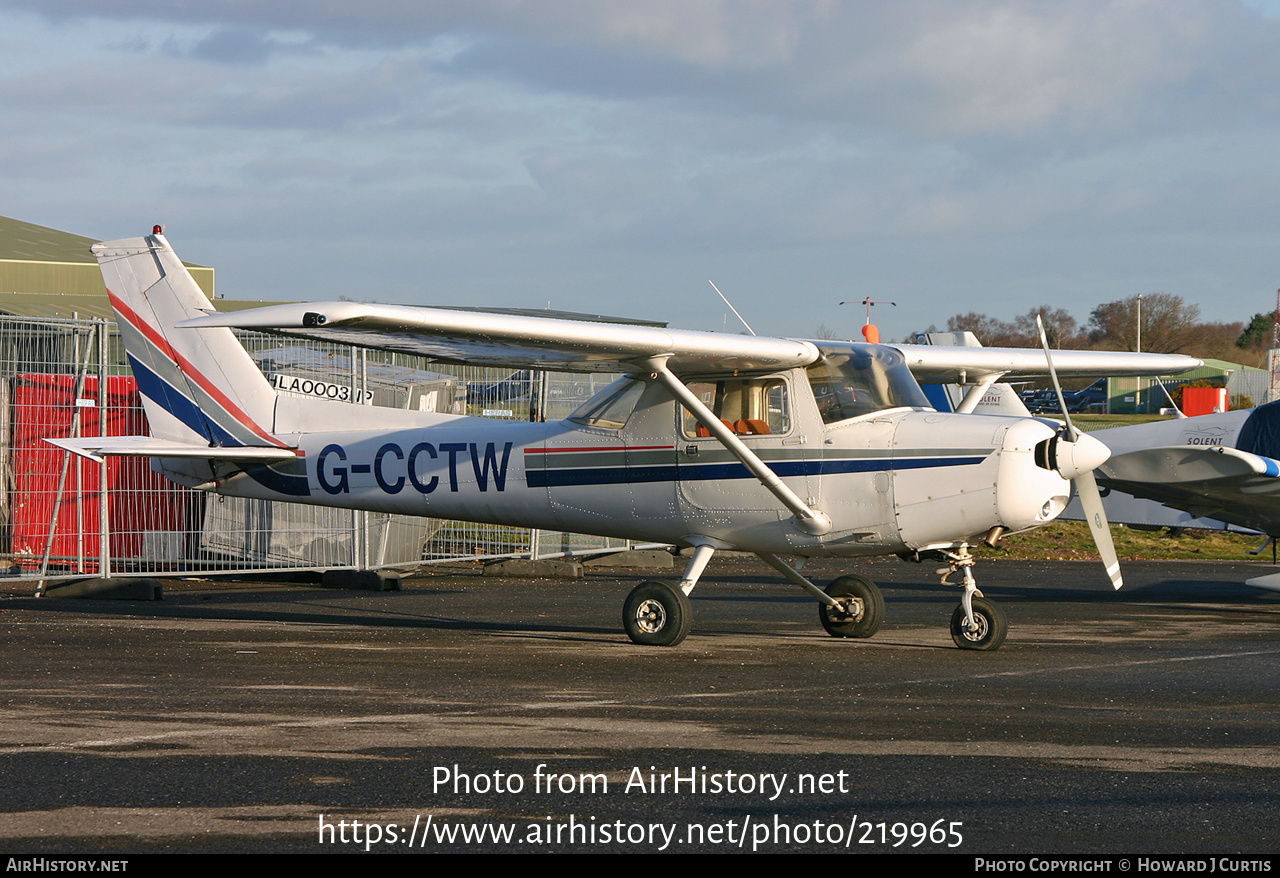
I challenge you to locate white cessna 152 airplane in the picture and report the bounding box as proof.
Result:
[49,230,1200,649]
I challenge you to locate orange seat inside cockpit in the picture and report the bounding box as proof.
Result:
[695,418,772,437]
[734,419,771,435]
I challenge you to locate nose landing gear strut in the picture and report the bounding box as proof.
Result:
[937,545,1008,651]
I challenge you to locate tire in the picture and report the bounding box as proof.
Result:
[950,597,1008,651]
[818,574,885,638]
[623,580,692,647]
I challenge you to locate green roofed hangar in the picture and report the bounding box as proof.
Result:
[0,215,301,317]
[0,215,228,318]
[0,215,666,327]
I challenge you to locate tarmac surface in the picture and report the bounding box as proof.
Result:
[3,555,1280,854]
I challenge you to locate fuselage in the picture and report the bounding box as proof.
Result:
[199,369,1074,556]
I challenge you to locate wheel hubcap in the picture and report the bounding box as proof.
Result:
[831,597,865,622]
[962,614,989,642]
[634,599,667,634]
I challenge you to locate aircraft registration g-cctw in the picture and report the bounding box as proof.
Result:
[48,230,1200,649]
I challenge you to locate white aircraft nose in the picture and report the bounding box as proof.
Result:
[1055,431,1111,481]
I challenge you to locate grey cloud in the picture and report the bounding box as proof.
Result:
[12,1,1280,144]
[177,27,315,65]
[8,0,1280,342]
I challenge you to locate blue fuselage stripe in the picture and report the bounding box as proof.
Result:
[526,455,986,488]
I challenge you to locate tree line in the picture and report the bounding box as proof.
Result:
[909,294,1274,368]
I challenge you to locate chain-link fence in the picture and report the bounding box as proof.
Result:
[1,316,651,582]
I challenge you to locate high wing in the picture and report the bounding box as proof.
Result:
[182,301,1201,380]
[889,343,1201,381]
[179,302,820,375]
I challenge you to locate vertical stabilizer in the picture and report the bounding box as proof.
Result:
[920,331,1032,416]
[93,232,285,450]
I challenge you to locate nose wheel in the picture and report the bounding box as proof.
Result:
[950,596,1007,650]
[938,546,1009,651]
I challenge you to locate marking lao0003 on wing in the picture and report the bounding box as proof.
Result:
[271,372,375,404]
[315,441,515,495]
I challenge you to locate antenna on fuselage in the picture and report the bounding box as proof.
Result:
[708,280,756,336]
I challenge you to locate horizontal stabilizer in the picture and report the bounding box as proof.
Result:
[45,435,299,464]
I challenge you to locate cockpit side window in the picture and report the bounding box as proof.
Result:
[680,377,791,438]
[806,345,932,424]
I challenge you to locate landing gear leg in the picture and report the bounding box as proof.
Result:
[757,553,885,640]
[622,543,714,646]
[938,545,1008,651]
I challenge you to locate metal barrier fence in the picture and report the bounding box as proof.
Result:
[0,315,647,581]
[1228,369,1273,407]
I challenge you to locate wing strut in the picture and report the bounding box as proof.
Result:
[639,356,832,536]
[955,372,1006,414]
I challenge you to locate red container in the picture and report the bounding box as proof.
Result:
[9,374,200,571]
[1182,386,1229,417]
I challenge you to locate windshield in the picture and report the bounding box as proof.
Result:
[567,377,646,429]
[806,344,932,424]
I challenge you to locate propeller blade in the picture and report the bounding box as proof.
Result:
[1034,312,1122,588]
[1075,469,1123,589]
[1035,314,1077,439]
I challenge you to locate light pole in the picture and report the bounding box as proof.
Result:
[1141,295,1152,417]
[1136,294,1142,353]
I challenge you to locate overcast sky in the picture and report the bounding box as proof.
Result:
[4,1,1280,344]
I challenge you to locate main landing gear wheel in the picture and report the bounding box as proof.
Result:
[623,580,692,647]
[950,597,1007,651]
[819,574,885,638]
